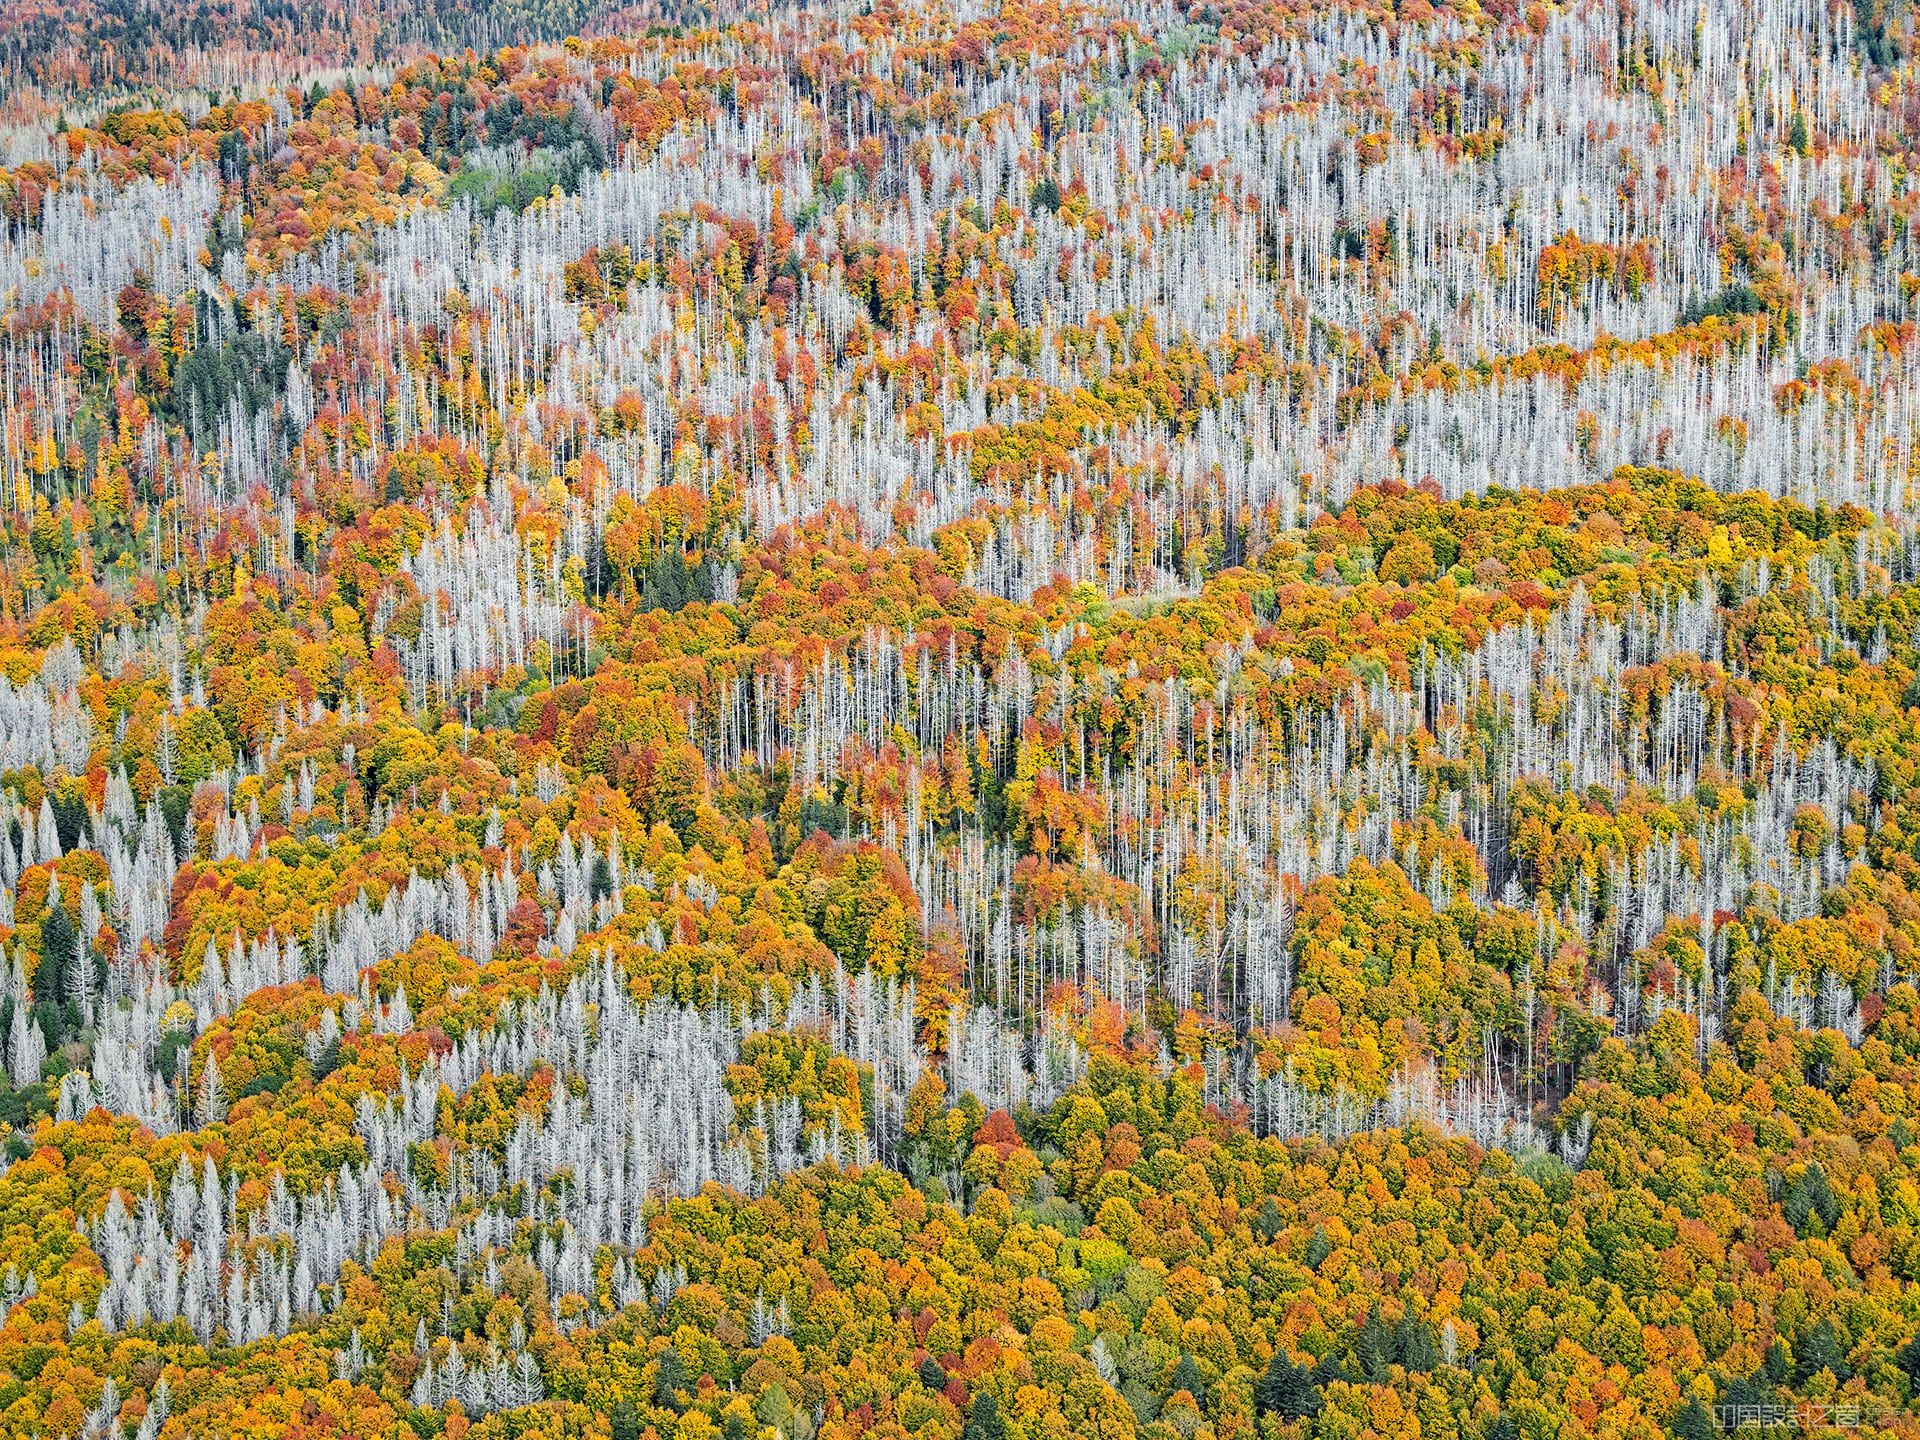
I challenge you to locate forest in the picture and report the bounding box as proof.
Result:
[0,0,1914,1435]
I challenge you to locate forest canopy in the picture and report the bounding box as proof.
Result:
[0,0,1912,1438]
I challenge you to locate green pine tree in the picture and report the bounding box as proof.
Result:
[654,1348,688,1410]
[1167,1354,1206,1403]
[963,1392,1007,1440]
[1395,1316,1439,1373]
[1356,1311,1395,1381]
[1252,1350,1323,1421]
[37,902,75,1007]
[1794,1318,1850,1384]
[1672,1397,1716,1440]
[1304,1226,1332,1269]
[1899,1333,1920,1389]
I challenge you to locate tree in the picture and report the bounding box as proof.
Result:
[1395,1317,1438,1373]
[1784,1163,1839,1236]
[654,1348,688,1410]
[1253,1351,1323,1421]
[1794,1318,1850,1384]
[196,1050,225,1128]
[1304,1227,1331,1269]
[756,1384,807,1439]
[1252,1198,1284,1241]
[1898,1334,1920,1390]
[963,1393,1007,1440]
[1672,1397,1716,1440]
[1167,1354,1205,1403]
[1761,1340,1791,1386]
[36,900,75,1006]
[1355,1312,1395,1381]
[816,845,920,976]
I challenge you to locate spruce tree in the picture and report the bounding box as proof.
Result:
[654,1349,687,1410]
[1672,1397,1716,1440]
[1253,1351,1323,1421]
[1167,1354,1206,1403]
[36,901,74,1006]
[1356,1311,1395,1381]
[1794,1318,1849,1384]
[1899,1333,1920,1389]
[962,1393,1006,1440]
[1395,1316,1439,1373]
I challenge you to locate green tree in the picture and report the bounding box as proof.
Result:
[1395,1317,1438,1373]
[1304,1227,1331,1269]
[756,1383,809,1438]
[1672,1397,1715,1440]
[1795,1318,1850,1384]
[1167,1354,1205,1402]
[1355,1312,1395,1381]
[1252,1198,1283,1242]
[36,900,75,1006]
[655,1348,688,1410]
[1253,1351,1323,1421]
[963,1392,1007,1440]
[1762,1339,1790,1386]
[1784,1164,1838,1236]
[1898,1333,1920,1390]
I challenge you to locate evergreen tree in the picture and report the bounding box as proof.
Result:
[1253,1351,1323,1421]
[755,1383,800,1437]
[1761,1339,1791,1386]
[1252,1197,1283,1241]
[36,901,75,1006]
[1303,1226,1332,1269]
[1356,1312,1395,1381]
[1794,1318,1849,1384]
[1801,1164,1839,1230]
[1898,1333,1920,1389]
[643,548,712,612]
[1167,1354,1206,1403]
[45,789,84,853]
[1672,1397,1716,1440]
[654,1349,687,1410]
[963,1392,1006,1440]
[1395,1316,1439,1373]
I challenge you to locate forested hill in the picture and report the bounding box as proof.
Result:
[0,0,643,126]
[0,1,1915,1438]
